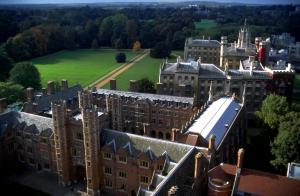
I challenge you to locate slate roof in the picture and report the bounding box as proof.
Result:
[186,97,242,149]
[101,129,194,163]
[33,85,82,112]
[199,63,225,77]
[0,111,53,138]
[96,89,194,105]
[162,61,199,73]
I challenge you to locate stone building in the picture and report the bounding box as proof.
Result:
[159,57,294,115]
[93,84,196,141]
[184,37,220,65]
[0,91,214,196]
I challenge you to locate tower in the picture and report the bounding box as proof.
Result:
[80,90,101,195]
[52,100,72,186]
[237,19,251,49]
[220,36,228,67]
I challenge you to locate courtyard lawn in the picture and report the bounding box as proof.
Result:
[103,51,182,91]
[194,19,217,30]
[32,49,137,87]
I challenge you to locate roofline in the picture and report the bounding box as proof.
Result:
[152,147,196,195]
[216,103,244,151]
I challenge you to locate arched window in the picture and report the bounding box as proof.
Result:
[151,130,156,138]
[158,132,163,139]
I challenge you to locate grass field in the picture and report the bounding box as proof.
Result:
[103,51,183,90]
[194,19,217,30]
[32,49,137,87]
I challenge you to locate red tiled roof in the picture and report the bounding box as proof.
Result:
[208,163,300,196]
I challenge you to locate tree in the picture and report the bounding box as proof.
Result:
[255,94,289,130]
[132,41,141,52]
[172,31,185,50]
[114,38,123,50]
[115,53,126,63]
[271,112,300,172]
[9,62,41,90]
[0,47,14,81]
[91,39,99,49]
[150,41,171,58]
[0,82,24,104]
[136,78,156,93]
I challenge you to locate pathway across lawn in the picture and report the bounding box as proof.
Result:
[32,49,138,87]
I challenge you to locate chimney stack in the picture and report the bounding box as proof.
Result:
[237,148,245,168]
[156,82,163,94]
[61,79,68,91]
[47,81,55,95]
[194,152,203,179]
[26,87,34,102]
[110,79,117,90]
[42,88,47,96]
[0,98,7,113]
[129,80,137,92]
[208,134,216,153]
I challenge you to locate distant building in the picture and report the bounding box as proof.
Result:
[158,57,294,114]
[184,37,220,65]
[271,32,296,49]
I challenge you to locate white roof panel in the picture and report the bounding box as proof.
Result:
[187,97,241,148]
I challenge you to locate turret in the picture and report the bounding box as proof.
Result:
[78,90,93,109]
[220,36,228,67]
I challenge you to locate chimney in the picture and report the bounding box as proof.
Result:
[171,128,180,142]
[61,79,68,91]
[110,79,117,90]
[47,81,55,95]
[0,98,7,113]
[42,88,47,96]
[26,87,34,102]
[237,148,245,168]
[129,80,137,92]
[194,152,203,178]
[78,90,93,109]
[287,63,292,72]
[168,186,179,196]
[156,82,163,94]
[208,134,216,153]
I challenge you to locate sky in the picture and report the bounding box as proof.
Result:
[0,0,298,5]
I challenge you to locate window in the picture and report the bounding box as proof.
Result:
[140,160,149,168]
[191,76,195,81]
[103,152,112,160]
[118,156,127,163]
[87,161,91,166]
[105,179,112,188]
[140,176,149,184]
[29,158,35,164]
[118,171,127,178]
[85,122,88,128]
[104,167,112,175]
[72,148,77,156]
[157,164,163,171]
[185,76,188,80]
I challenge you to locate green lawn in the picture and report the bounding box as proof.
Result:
[194,19,217,30]
[103,51,182,90]
[32,49,137,87]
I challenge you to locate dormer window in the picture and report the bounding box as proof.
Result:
[140,160,149,168]
[103,152,112,160]
[140,176,149,184]
[104,167,112,175]
[157,164,163,171]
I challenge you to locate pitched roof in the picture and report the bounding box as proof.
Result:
[101,129,194,163]
[186,97,242,149]
[33,85,82,112]
[0,111,53,137]
[208,163,300,196]
[96,89,194,105]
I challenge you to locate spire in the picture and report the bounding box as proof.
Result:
[208,81,213,103]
